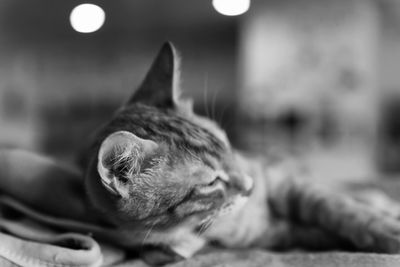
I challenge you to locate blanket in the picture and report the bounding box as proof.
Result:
[1,149,400,267]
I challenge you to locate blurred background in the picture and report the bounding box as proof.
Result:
[0,0,400,181]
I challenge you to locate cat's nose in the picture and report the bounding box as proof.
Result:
[243,174,254,192]
[230,173,254,196]
[241,174,254,196]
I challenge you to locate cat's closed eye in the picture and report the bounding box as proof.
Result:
[197,177,227,196]
[207,178,219,187]
[207,174,229,186]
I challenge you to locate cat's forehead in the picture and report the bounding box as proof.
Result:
[114,104,230,157]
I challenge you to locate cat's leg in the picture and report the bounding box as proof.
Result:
[351,187,400,219]
[279,222,354,251]
[255,218,353,251]
[268,175,400,253]
[140,245,185,266]
[139,228,206,265]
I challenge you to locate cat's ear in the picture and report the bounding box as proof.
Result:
[97,131,158,197]
[127,42,180,108]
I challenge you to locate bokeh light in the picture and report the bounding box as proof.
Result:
[70,4,105,33]
[212,0,250,16]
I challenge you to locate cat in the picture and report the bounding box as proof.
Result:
[82,42,400,265]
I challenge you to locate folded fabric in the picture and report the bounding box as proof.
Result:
[0,196,126,266]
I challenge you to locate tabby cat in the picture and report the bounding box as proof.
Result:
[83,42,400,265]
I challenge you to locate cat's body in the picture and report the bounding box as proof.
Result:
[82,42,400,265]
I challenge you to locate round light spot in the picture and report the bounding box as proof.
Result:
[70,4,105,33]
[212,0,250,16]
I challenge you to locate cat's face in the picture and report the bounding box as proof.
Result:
[86,43,253,231]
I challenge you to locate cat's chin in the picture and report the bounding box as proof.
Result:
[114,209,215,233]
[194,195,250,234]
[219,195,249,216]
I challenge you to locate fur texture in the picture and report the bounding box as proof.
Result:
[83,43,252,233]
[82,42,400,265]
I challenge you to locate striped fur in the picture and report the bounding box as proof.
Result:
[81,42,400,265]
[83,43,252,235]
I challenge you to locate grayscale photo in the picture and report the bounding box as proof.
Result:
[0,0,400,266]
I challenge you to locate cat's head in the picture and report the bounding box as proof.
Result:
[85,42,253,231]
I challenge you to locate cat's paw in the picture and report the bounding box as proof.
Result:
[352,213,400,253]
[353,189,400,219]
[140,245,185,266]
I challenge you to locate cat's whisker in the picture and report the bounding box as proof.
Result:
[218,102,230,127]
[201,219,214,235]
[196,219,208,236]
[203,73,210,119]
[197,223,207,237]
[141,222,157,246]
[197,217,214,236]
[211,89,220,121]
